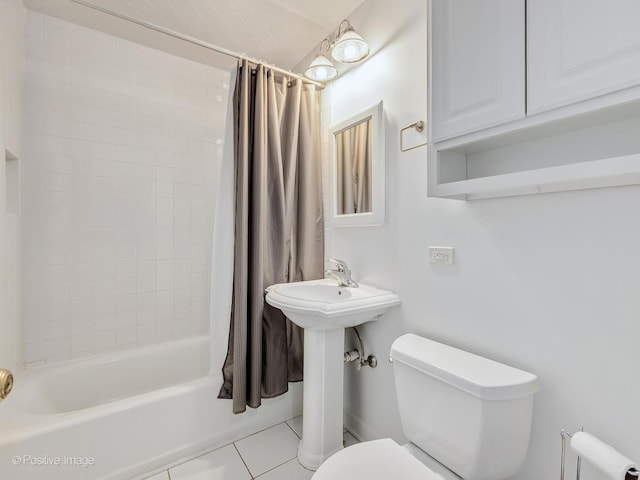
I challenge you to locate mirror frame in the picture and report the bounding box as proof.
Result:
[328,101,385,227]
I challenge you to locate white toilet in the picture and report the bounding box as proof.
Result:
[312,333,539,480]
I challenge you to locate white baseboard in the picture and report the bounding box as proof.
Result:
[343,409,382,442]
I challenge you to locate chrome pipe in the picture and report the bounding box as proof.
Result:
[346,327,377,369]
[344,350,361,363]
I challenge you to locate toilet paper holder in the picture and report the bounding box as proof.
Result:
[560,428,640,480]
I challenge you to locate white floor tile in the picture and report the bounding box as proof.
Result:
[344,432,359,448]
[286,415,303,438]
[256,458,314,480]
[169,444,251,480]
[144,472,169,480]
[234,423,300,477]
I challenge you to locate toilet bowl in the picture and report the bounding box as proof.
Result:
[312,334,539,480]
[313,438,461,480]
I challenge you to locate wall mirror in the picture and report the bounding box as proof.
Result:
[328,101,385,227]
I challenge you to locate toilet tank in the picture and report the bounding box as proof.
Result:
[390,334,539,480]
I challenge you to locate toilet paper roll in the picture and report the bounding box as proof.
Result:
[570,432,638,480]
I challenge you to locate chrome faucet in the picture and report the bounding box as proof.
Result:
[324,259,359,288]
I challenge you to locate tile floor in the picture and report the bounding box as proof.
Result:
[144,416,359,480]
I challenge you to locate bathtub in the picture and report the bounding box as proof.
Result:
[0,336,302,480]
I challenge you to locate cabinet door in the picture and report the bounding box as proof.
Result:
[528,0,640,114]
[430,0,525,142]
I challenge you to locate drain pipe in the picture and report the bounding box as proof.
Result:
[344,327,377,370]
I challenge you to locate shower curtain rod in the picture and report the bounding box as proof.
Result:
[70,0,324,88]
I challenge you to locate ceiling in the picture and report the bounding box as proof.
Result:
[23,0,365,72]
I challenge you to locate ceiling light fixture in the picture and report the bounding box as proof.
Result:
[304,19,370,82]
[305,39,338,81]
[331,20,370,63]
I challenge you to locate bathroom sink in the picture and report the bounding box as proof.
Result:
[265,278,400,331]
[266,277,401,470]
[276,282,353,302]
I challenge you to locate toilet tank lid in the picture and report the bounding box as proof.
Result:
[390,334,539,401]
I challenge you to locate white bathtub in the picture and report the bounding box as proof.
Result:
[0,336,302,480]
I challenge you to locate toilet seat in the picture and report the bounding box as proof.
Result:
[312,438,444,480]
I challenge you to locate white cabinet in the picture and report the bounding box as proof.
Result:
[428,0,640,200]
[527,0,640,114]
[430,0,525,142]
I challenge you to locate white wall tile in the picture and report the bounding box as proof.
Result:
[0,0,25,372]
[117,326,137,345]
[71,333,94,354]
[21,12,229,363]
[94,329,116,350]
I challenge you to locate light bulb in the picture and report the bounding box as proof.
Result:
[331,28,370,63]
[315,67,328,79]
[304,53,338,81]
[343,44,358,61]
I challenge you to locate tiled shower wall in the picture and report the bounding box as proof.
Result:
[22,11,230,365]
[0,0,25,373]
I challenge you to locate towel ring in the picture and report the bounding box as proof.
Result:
[400,120,427,152]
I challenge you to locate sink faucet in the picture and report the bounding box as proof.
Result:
[324,259,359,288]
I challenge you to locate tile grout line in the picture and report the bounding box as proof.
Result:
[161,441,237,474]
[237,419,294,442]
[233,441,255,479]
[144,419,304,478]
[151,420,296,477]
[284,419,302,439]
[252,456,299,479]
[236,420,301,479]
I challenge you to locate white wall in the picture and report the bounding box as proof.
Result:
[21,11,229,365]
[316,0,640,478]
[0,0,25,373]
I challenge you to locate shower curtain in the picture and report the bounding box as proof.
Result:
[218,60,324,414]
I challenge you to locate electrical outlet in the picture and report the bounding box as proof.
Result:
[429,246,454,265]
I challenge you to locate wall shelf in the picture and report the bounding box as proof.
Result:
[434,154,640,200]
[428,99,640,200]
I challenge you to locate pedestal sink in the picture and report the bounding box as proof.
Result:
[265,278,400,470]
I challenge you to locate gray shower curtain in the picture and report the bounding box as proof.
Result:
[218,60,324,414]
